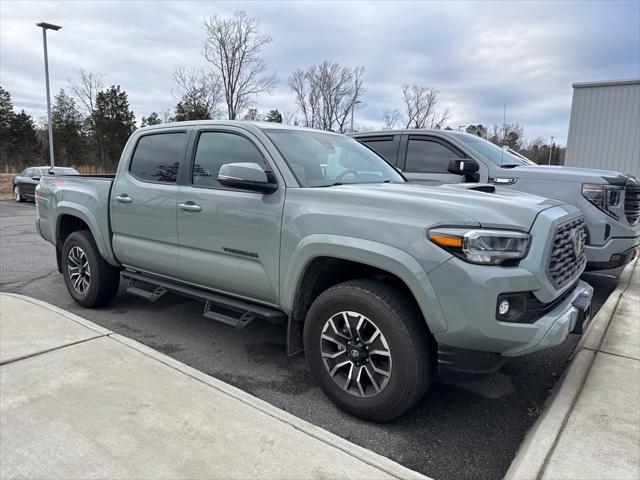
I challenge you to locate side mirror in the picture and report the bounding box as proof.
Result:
[32,176,41,181]
[218,162,278,194]
[448,158,479,175]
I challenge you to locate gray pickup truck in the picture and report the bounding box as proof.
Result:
[353,130,640,271]
[36,121,593,421]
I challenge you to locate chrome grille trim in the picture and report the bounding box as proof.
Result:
[548,217,587,288]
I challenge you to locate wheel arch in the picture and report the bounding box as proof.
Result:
[282,235,446,355]
[54,206,119,272]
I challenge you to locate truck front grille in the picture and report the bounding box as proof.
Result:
[624,185,640,226]
[548,217,587,288]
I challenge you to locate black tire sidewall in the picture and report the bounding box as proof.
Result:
[304,284,429,420]
[61,231,103,307]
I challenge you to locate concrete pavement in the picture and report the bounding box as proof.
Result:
[506,258,640,480]
[0,293,428,480]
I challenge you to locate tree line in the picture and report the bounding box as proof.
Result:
[0,9,562,173]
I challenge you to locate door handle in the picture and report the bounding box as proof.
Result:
[179,202,202,212]
[116,194,133,204]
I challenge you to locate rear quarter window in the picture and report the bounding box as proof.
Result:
[129,132,187,183]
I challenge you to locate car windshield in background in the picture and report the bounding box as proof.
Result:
[455,134,537,167]
[46,167,79,175]
[265,129,404,187]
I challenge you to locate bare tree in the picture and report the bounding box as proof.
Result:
[68,69,104,117]
[282,110,298,126]
[382,108,401,130]
[173,65,223,120]
[402,84,440,129]
[289,61,365,133]
[202,10,275,120]
[429,108,450,130]
[68,69,105,162]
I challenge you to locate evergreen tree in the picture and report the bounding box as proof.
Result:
[173,101,211,122]
[92,85,136,167]
[0,87,43,170]
[141,112,162,127]
[52,89,85,165]
[264,109,282,123]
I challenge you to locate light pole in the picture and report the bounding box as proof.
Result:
[548,136,554,165]
[36,21,62,168]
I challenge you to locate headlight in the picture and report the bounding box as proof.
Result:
[582,183,622,218]
[429,227,531,265]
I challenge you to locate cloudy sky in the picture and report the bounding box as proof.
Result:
[2,0,639,145]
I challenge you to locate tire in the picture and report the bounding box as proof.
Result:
[14,186,24,202]
[304,279,434,422]
[61,230,120,308]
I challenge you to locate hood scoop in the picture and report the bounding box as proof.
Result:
[467,184,496,193]
[439,183,497,194]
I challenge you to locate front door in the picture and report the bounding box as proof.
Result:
[177,128,284,305]
[111,130,188,278]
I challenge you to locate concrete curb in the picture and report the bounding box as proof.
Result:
[0,293,428,480]
[0,293,113,336]
[504,258,638,480]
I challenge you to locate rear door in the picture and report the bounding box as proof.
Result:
[111,130,188,278]
[176,126,284,305]
[402,135,466,184]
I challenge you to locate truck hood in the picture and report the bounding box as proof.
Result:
[505,165,633,185]
[326,182,566,231]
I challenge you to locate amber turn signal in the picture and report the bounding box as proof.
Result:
[428,232,463,248]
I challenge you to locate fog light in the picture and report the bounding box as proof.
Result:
[498,300,510,316]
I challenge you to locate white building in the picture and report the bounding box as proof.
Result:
[565,79,640,179]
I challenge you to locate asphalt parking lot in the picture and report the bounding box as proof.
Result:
[0,199,619,480]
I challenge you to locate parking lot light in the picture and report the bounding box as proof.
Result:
[36,21,62,168]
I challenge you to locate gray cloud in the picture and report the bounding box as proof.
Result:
[1,0,638,145]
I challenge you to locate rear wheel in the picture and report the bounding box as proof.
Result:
[61,230,120,307]
[304,279,434,422]
[14,186,24,202]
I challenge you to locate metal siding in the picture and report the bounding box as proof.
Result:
[565,81,640,178]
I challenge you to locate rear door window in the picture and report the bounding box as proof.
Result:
[130,132,187,183]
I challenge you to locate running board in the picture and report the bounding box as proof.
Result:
[122,271,286,330]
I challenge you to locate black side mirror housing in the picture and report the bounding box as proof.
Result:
[32,176,41,181]
[448,158,479,175]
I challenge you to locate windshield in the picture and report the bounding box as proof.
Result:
[265,129,404,187]
[46,167,79,175]
[455,134,536,167]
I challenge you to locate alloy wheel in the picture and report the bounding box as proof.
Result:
[14,187,20,202]
[67,246,91,294]
[320,311,392,397]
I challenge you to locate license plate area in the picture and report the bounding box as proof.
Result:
[570,292,593,334]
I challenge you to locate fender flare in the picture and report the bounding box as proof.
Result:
[282,234,447,354]
[54,203,119,267]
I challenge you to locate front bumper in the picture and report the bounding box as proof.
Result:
[585,234,639,270]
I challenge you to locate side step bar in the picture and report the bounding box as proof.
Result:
[122,271,286,329]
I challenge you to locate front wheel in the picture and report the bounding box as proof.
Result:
[61,230,121,307]
[14,186,24,202]
[304,279,434,422]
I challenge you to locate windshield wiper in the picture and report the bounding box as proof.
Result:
[501,164,521,169]
[315,182,344,188]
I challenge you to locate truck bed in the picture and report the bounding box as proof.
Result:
[37,174,117,265]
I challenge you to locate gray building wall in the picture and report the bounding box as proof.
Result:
[565,79,640,179]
